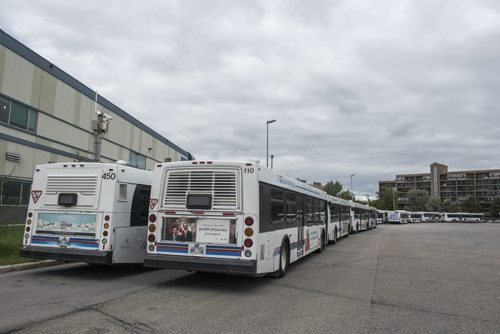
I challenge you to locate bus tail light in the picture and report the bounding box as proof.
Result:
[26,219,32,225]
[244,238,253,248]
[104,215,110,221]
[149,214,157,223]
[245,217,254,226]
[28,212,33,218]
[245,228,253,237]
[148,224,156,233]
[103,231,108,237]
[245,250,252,257]
[148,234,156,242]
[26,226,31,232]
[103,223,109,229]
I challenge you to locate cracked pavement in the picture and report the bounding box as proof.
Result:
[1,224,499,333]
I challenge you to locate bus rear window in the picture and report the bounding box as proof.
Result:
[186,194,212,210]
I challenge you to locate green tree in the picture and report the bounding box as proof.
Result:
[372,188,397,210]
[407,189,429,211]
[442,199,461,212]
[425,196,441,212]
[339,189,355,201]
[462,197,481,213]
[489,197,500,217]
[323,180,343,197]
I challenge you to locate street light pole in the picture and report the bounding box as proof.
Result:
[392,187,396,211]
[350,174,356,196]
[266,119,276,168]
[271,155,274,169]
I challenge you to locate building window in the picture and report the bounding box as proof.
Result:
[129,151,146,169]
[0,178,32,206]
[0,96,38,133]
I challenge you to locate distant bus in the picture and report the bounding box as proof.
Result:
[327,196,351,243]
[20,162,152,265]
[409,212,423,223]
[351,202,371,231]
[144,160,329,277]
[387,211,409,224]
[422,212,441,222]
[441,213,484,223]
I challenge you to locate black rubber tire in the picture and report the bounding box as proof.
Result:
[331,227,337,245]
[316,231,325,253]
[277,239,290,278]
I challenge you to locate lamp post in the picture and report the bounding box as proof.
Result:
[350,174,356,196]
[266,119,276,168]
[271,155,274,169]
[392,187,397,211]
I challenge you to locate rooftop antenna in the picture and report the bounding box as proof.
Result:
[91,90,112,162]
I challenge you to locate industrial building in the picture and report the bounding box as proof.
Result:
[379,162,500,212]
[0,29,193,220]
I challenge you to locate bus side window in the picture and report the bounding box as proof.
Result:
[286,193,297,225]
[270,188,284,224]
[130,184,151,226]
[305,198,314,226]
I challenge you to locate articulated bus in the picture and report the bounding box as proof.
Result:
[441,213,484,223]
[327,196,351,243]
[144,160,329,277]
[387,210,409,224]
[20,162,152,265]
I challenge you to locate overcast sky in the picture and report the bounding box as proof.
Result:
[2,1,500,197]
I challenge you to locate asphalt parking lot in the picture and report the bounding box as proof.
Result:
[1,223,499,334]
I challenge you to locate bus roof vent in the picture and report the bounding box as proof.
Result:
[116,160,127,165]
[163,169,240,210]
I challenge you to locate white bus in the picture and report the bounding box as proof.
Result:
[144,160,329,277]
[327,196,351,244]
[409,212,423,223]
[422,212,441,222]
[20,162,152,265]
[369,207,378,229]
[351,202,371,231]
[441,213,484,223]
[387,210,409,224]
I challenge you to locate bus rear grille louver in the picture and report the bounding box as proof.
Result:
[46,175,98,195]
[164,170,239,210]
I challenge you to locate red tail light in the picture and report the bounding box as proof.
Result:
[28,212,33,218]
[104,215,110,221]
[148,234,156,242]
[244,238,253,248]
[245,217,254,226]
[149,214,157,222]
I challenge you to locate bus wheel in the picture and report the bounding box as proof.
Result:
[277,240,290,278]
[316,231,325,253]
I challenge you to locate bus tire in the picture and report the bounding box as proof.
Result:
[277,239,290,278]
[316,230,325,253]
[332,227,337,245]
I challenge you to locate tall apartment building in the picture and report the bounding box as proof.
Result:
[0,29,193,220]
[379,162,500,212]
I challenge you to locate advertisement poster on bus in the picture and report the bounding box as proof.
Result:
[162,217,236,244]
[37,213,97,235]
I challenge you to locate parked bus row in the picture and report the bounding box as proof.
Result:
[379,210,484,224]
[20,160,379,277]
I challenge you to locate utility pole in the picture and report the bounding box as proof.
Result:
[91,91,112,162]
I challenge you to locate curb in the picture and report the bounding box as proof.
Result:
[0,260,61,274]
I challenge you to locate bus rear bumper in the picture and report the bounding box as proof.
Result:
[144,254,257,275]
[20,246,113,265]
